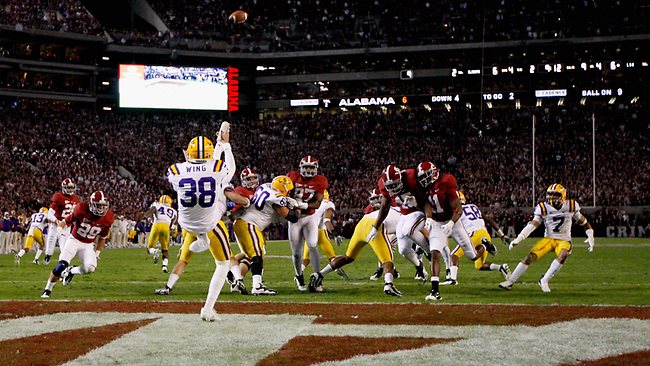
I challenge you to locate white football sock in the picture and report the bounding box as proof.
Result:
[489,263,501,271]
[148,248,156,255]
[509,262,529,283]
[166,273,180,289]
[162,258,168,266]
[309,246,321,273]
[45,280,56,291]
[300,263,306,272]
[204,261,228,311]
[384,272,394,284]
[450,265,459,280]
[541,259,563,282]
[252,274,262,289]
[320,264,334,276]
[17,249,26,257]
[35,249,43,260]
[230,263,243,280]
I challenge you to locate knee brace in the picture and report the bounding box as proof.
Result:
[250,256,264,275]
[52,260,69,277]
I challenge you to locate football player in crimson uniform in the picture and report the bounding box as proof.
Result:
[367,165,429,281]
[418,161,494,301]
[286,155,328,292]
[43,178,81,265]
[227,168,260,293]
[41,191,114,298]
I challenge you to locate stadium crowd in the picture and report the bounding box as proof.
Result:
[1,0,648,51]
[1,98,648,239]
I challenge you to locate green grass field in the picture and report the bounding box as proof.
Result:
[1,237,649,305]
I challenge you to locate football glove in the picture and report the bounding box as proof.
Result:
[502,236,512,246]
[95,250,101,260]
[441,221,454,237]
[509,235,524,250]
[286,197,300,209]
[366,226,378,242]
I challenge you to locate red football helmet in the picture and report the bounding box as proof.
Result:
[89,191,110,216]
[61,178,76,195]
[299,155,318,178]
[417,161,439,188]
[382,165,403,195]
[240,168,259,189]
[369,188,383,208]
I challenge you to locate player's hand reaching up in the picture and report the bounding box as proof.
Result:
[218,121,230,143]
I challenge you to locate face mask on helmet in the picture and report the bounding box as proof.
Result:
[369,190,382,208]
[242,174,259,189]
[546,192,563,209]
[90,192,110,216]
[300,164,317,178]
[417,162,439,188]
[62,179,76,195]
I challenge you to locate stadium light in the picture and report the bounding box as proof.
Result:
[580,97,587,105]
[608,97,616,104]
[515,100,521,109]
[102,106,112,111]
[536,99,542,107]
[631,96,639,104]
[101,81,110,86]
[558,98,564,106]
[102,56,110,61]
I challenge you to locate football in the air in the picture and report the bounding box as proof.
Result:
[228,10,248,24]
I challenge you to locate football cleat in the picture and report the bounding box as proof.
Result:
[499,263,510,279]
[41,289,51,298]
[61,266,75,286]
[200,307,220,322]
[425,290,442,301]
[294,274,307,292]
[33,259,40,265]
[15,254,20,265]
[226,271,235,286]
[414,264,428,283]
[155,286,171,295]
[482,238,497,256]
[230,279,249,295]
[499,280,513,290]
[161,265,168,273]
[43,255,51,265]
[308,272,324,293]
[369,267,383,281]
[383,282,403,297]
[153,249,160,264]
[440,279,458,286]
[538,277,551,293]
[335,268,350,280]
[252,283,277,296]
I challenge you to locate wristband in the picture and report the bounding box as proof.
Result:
[496,229,505,238]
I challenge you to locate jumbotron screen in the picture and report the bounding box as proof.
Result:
[118,64,229,110]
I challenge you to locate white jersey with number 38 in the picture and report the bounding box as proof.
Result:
[240,183,289,231]
[532,200,582,241]
[167,144,234,233]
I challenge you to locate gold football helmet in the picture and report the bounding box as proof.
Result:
[39,207,49,213]
[271,175,294,197]
[159,195,172,206]
[457,191,466,204]
[323,189,330,201]
[546,184,567,209]
[185,136,214,163]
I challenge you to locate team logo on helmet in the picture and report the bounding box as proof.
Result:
[271,176,295,197]
[416,161,439,188]
[240,168,260,189]
[457,191,466,204]
[299,156,318,178]
[61,178,76,195]
[89,191,110,217]
[382,165,403,195]
[369,188,383,208]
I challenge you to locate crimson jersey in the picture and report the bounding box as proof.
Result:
[363,205,377,214]
[286,171,328,215]
[233,185,256,213]
[64,201,114,244]
[378,168,427,215]
[427,173,459,222]
[50,192,81,220]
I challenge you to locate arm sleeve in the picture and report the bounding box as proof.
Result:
[221,143,236,183]
[531,204,544,224]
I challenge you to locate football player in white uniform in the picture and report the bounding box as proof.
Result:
[442,191,510,285]
[15,208,49,265]
[499,184,595,292]
[159,123,250,321]
[302,190,348,290]
[143,195,178,272]
[232,176,300,295]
